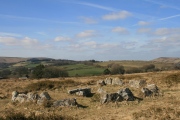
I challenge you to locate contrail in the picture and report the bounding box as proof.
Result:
[159,14,180,21]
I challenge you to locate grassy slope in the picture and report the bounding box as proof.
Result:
[0,70,180,120]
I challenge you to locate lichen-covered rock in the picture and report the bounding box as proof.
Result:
[112,77,123,85]
[146,84,159,93]
[68,88,91,97]
[37,92,51,105]
[117,88,135,101]
[101,93,123,104]
[27,92,40,102]
[129,80,146,88]
[141,88,153,97]
[104,77,112,85]
[11,91,51,105]
[11,91,28,103]
[39,92,51,100]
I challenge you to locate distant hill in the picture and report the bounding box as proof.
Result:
[0,57,28,63]
[151,57,180,63]
[0,57,55,63]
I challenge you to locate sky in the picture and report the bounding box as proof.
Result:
[0,0,180,61]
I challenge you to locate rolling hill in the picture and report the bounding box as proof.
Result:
[151,57,180,63]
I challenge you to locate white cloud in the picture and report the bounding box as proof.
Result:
[102,10,132,20]
[112,27,129,34]
[138,21,150,26]
[0,37,18,45]
[0,36,38,46]
[54,36,71,42]
[153,28,180,36]
[137,28,152,33]
[76,30,98,38]
[83,41,97,48]
[79,17,97,24]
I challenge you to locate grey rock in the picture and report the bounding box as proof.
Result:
[39,92,51,100]
[68,88,91,97]
[146,84,159,93]
[101,93,123,104]
[117,88,135,101]
[141,88,153,97]
[112,77,123,85]
[27,92,40,102]
[129,80,146,88]
[104,77,112,85]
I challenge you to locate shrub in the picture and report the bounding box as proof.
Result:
[141,64,155,72]
[43,67,68,78]
[32,64,45,79]
[126,67,142,74]
[103,68,111,75]
[111,64,125,75]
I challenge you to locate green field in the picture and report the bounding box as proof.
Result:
[8,60,175,77]
[58,64,104,76]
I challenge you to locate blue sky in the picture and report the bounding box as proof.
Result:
[0,0,180,60]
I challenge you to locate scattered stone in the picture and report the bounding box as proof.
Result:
[100,93,123,104]
[146,84,159,93]
[27,92,40,102]
[11,91,51,104]
[141,84,160,97]
[141,88,153,97]
[68,88,91,97]
[117,88,135,101]
[112,77,123,86]
[39,92,51,100]
[104,77,112,85]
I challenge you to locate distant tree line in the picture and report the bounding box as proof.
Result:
[32,64,68,79]
[103,63,168,75]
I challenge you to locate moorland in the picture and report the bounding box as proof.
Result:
[0,57,180,120]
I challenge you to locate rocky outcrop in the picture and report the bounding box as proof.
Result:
[117,88,135,101]
[68,88,91,97]
[141,84,160,97]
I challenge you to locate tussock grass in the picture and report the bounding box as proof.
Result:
[133,105,180,120]
[25,79,82,91]
[0,110,77,120]
[1,70,180,120]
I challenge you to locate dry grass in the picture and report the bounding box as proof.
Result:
[0,70,180,120]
